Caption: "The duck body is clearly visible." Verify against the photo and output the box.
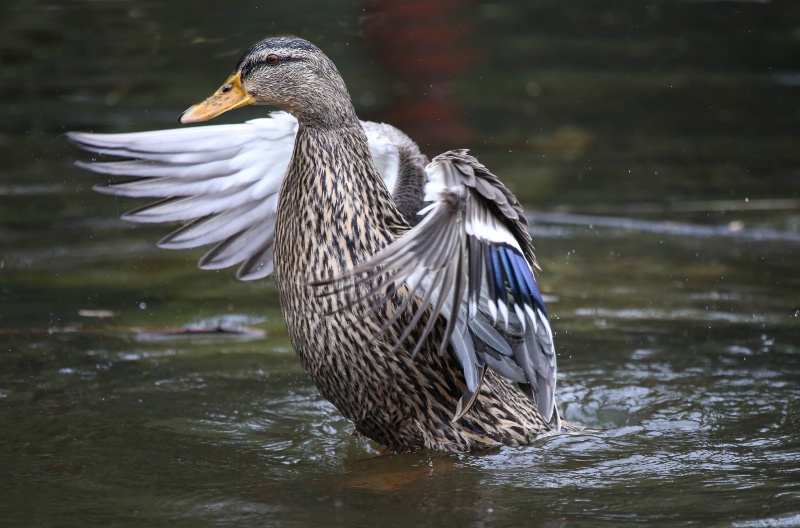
[70,36,567,452]
[275,123,548,451]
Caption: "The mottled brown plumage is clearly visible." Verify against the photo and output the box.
[70,36,569,452]
[244,37,557,451]
[273,123,549,451]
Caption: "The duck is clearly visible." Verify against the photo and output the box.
[69,36,568,453]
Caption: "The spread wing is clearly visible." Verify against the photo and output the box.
[68,111,426,279]
[315,150,559,426]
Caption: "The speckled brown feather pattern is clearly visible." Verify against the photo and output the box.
[70,35,565,453]
[273,122,551,452]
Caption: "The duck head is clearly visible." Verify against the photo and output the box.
[180,36,356,128]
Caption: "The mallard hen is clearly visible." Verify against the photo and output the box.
[69,36,566,452]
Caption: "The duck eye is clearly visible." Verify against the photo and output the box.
[266,53,279,65]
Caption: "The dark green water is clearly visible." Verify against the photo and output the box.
[2,1,799,526]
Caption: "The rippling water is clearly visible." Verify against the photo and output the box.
[2,1,799,526]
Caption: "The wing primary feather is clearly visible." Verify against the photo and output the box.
[316,266,405,316]
[467,236,483,318]
[468,318,513,357]
[412,264,453,358]
[381,272,428,351]
[451,371,484,422]
[438,241,467,357]
[237,244,274,280]
[483,248,499,324]
[483,350,526,382]
[488,247,508,308]
[497,247,526,331]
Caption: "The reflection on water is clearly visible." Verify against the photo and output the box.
[2,0,800,526]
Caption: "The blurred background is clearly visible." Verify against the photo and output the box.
[2,1,799,526]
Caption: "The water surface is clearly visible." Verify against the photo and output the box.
[2,1,799,526]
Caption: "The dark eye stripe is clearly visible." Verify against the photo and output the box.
[239,53,306,78]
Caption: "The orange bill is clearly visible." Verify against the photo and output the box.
[179,72,255,124]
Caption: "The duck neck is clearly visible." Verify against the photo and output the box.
[290,102,360,131]
[288,72,360,130]
[274,122,405,284]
